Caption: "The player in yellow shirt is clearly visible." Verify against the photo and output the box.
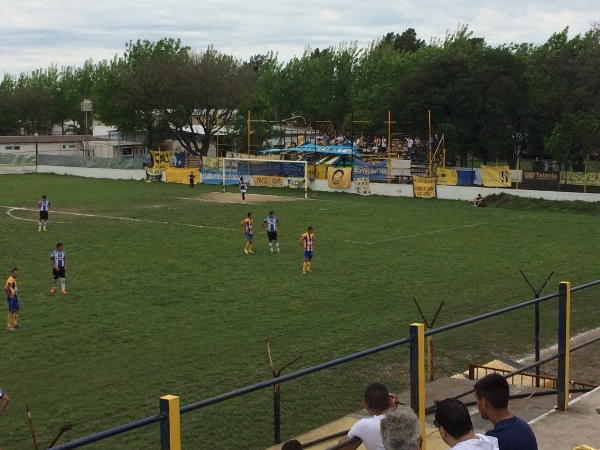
[241,212,254,254]
[4,268,20,332]
[298,226,315,273]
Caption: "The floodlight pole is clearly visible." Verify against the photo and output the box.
[519,269,554,387]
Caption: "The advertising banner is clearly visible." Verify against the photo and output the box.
[353,159,387,181]
[327,167,352,189]
[481,165,511,187]
[252,175,286,187]
[413,175,437,198]
[435,168,458,185]
[165,167,199,185]
[522,171,560,189]
[150,150,173,169]
[560,171,600,186]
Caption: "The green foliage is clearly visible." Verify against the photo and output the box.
[2,24,600,167]
[1,174,599,449]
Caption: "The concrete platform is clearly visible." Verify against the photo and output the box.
[267,378,597,450]
[530,386,600,449]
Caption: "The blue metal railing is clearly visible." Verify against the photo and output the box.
[50,280,600,449]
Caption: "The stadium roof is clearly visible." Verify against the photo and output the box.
[260,142,360,156]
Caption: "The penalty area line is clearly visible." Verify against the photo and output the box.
[1,206,235,232]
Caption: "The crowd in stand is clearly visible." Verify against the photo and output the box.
[293,131,441,160]
[280,374,538,450]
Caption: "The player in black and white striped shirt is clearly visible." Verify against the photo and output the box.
[262,211,280,253]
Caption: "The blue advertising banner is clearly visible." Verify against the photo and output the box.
[353,159,387,181]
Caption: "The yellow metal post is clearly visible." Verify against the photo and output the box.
[160,395,181,450]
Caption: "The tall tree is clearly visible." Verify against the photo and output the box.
[160,46,256,156]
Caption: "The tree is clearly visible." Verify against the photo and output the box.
[379,29,426,53]
[160,46,256,156]
[93,38,191,149]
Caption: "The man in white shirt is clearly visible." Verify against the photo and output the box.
[338,382,399,450]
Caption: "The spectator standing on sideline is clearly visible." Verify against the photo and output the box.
[338,382,400,450]
[50,242,67,294]
[0,388,10,416]
[379,406,422,450]
[188,171,195,188]
[5,268,20,331]
[241,212,254,254]
[474,374,538,450]
[239,176,248,204]
[298,226,315,274]
[434,398,499,449]
[38,194,50,231]
[473,194,485,207]
[262,211,281,253]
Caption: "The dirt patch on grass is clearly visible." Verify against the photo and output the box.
[198,192,301,203]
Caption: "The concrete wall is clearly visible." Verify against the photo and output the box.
[310,179,600,203]
[37,165,146,181]
[5,165,600,202]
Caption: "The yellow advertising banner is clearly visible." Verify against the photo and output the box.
[560,171,600,186]
[150,150,173,169]
[413,175,437,198]
[252,175,285,187]
[327,167,352,189]
[481,165,511,187]
[202,156,221,170]
[165,167,200,185]
[435,168,458,185]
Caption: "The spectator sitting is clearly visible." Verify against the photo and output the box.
[474,374,538,450]
[473,194,485,207]
[281,439,303,450]
[379,406,422,450]
[338,382,399,450]
[434,398,499,449]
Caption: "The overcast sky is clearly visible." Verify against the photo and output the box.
[0,0,597,76]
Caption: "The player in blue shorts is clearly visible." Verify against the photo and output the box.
[241,212,254,254]
[298,226,315,273]
[5,267,20,331]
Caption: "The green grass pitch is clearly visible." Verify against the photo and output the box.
[0,174,598,449]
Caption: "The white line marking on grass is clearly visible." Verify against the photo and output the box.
[5,207,66,223]
[347,216,523,245]
[1,206,235,231]
[516,326,600,365]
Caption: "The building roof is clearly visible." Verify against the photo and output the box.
[0,135,110,144]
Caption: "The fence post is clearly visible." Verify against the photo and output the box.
[410,323,426,450]
[557,282,571,411]
[160,395,181,450]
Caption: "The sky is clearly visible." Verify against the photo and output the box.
[0,0,597,76]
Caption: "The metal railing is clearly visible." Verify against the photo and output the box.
[50,279,600,450]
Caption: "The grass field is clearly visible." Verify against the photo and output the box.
[1,174,599,449]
